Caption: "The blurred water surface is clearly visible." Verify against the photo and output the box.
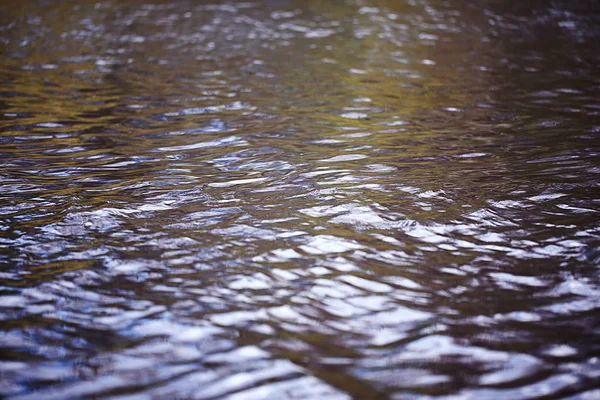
[1,0,599,398]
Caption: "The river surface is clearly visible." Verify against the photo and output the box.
[1,0,599,399]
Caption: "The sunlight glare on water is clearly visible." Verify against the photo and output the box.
[1,0,599,398]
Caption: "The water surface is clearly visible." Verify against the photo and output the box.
[1,0,599,398]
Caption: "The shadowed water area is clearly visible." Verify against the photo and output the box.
[1,0,599,398]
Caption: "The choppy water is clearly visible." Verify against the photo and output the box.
[1,0,599,398]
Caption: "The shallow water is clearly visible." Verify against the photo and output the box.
[1,0,599,398]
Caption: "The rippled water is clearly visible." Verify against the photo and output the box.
[1,0,599,398]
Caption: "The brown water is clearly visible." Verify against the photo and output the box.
[1,0,599,398]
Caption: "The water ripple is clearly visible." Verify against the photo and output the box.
[1,0,599,398]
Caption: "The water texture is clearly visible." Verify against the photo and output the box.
[1,0,599,398]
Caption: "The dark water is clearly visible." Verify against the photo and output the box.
[1,0,599,398]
